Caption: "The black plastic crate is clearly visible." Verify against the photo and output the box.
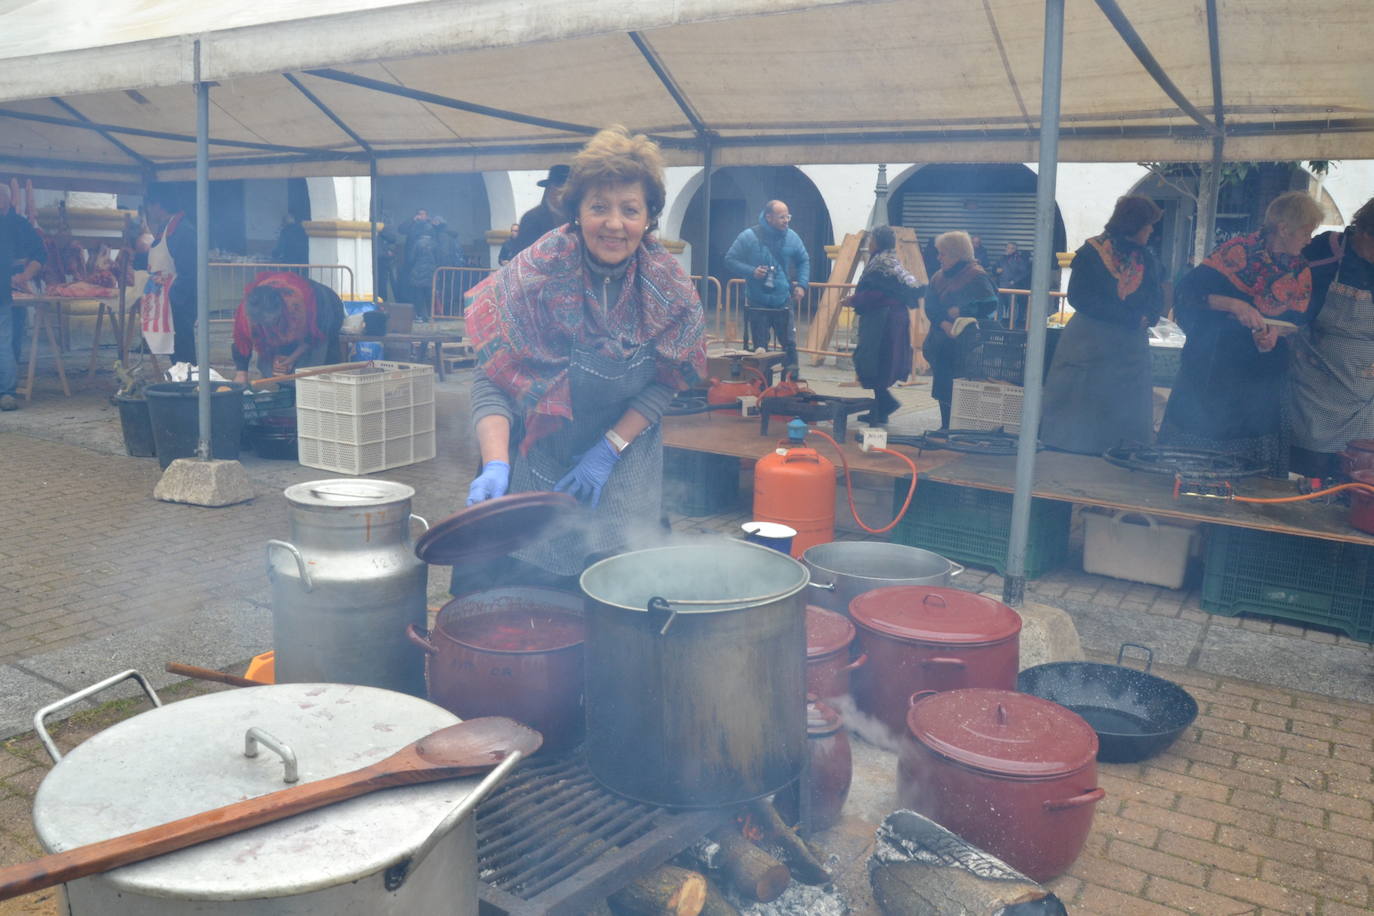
[663,447,741,517]
[1200,526,1374,642]
[890,480,1071,578]
[974,327,1062,386]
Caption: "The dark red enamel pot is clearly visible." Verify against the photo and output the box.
[805,605,867,700]
[849,586,1020,739]
[899,688,1104,883]
[1351,470,1374,535]
[406,586,584,753]
[776,697,853,832]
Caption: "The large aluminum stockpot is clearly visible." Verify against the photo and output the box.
[802,541,962,614]
[580,541,809,808]
[32,681,486,915]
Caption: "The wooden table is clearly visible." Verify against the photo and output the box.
[706,350,787,387]
[341,320,466,381]
[924,450,1374,547]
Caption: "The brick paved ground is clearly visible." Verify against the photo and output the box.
[0,349,1370,913]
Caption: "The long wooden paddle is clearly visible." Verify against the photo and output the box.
[0,716,541,901]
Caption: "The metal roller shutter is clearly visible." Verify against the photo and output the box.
[899,192,1039,263]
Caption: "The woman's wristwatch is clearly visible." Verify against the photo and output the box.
[604,429,630,455]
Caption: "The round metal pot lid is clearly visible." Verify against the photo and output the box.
[806,605,855,658]
[32,684,475,899]
[416,491,578,566]
[284,477,415,509]
[906,688,1098,778]
[849,585,1021,645]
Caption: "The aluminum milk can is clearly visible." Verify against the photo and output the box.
[268,479,429,696]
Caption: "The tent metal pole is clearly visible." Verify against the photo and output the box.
[195,44,212,460]
[700,139,714,312]
[1002,0,1065,608]
[1194,136,1224,263]
[370,156,380,303]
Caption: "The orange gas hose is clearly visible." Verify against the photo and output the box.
[1230,481,1374,504]
[807,427,919,535]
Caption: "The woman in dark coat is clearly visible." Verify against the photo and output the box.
[849,226,924,425]
[1159,191,1324,475]
[1040,195,1165,453]
[922,230,998,429]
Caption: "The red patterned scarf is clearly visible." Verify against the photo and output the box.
[467,226,707,452]
[1201,230,1312,317]
[232,272,320,358]
[1085,234,1145,299]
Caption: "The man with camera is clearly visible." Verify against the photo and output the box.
[726,200,810,378]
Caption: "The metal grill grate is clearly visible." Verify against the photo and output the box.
[476,752,728,915]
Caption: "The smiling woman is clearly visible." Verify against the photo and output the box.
[456,125,707,592]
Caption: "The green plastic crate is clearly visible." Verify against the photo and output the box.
[663,448,742,517]
[1199,526,1374,642]
[890,480,1071,578]
[1150,345,1182,388]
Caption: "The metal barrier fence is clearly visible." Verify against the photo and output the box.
[713,278,861,359]
[207,263,356,320]
[431,266,498,318]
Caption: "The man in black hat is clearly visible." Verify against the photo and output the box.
[506,165,569,260]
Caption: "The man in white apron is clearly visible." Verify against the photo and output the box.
[139,186,197,364]
[1289,198,1374,478]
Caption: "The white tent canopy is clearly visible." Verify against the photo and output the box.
[2,0,1371,189]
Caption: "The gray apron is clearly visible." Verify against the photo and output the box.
[1288,279,1374,452]
[1040,312,1153,454]
[511,343,663,576]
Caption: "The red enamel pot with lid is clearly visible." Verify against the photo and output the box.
[899,688,1105,883]
[805,605,868,699]
[849,586,1021,739]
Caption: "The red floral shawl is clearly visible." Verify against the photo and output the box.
[1201,230,1312,317]
[232,271,321,358]
[467,226,707,452]
[1085,234,1145,299]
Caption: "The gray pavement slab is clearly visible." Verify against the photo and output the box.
[1054,596,1206,668]
[1197,623,1374,705]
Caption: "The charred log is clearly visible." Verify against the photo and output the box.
[709,828,790,903]
[748,799,832,885]
[608,864,707,916]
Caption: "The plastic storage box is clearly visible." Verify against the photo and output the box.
[951,379,1025,433]
[296,361,436,474]
[1082,508,1198,589]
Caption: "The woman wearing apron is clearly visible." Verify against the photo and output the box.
[1288,197,1374,479]
[1040,195,1165,453]
[139,185,197,363]
[458,126,708,591]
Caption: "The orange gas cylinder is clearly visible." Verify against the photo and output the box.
[754,419,836,557]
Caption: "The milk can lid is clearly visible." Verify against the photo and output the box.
[906,688,1098,777]
[284,477,415,508]
[32,684,475,899]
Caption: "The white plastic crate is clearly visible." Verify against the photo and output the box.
[1082,508,1199,589]
[951,379,1024,433]
[295,361,436,473]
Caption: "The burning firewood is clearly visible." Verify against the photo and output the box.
[709,827,790,903]
[747,799,832,886]
[699,877,741,916]
[608,864,707,916]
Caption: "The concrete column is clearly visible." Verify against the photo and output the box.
[304,176,374,299]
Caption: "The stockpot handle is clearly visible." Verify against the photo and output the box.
[921,656,967,669]
[809,578,836,592]
[1044,787,1106,811]
[406,513,429,546]
[406,623,439,656]
[33,670,162,764]
[909,689,938,708]
[1117,643,1154,674]
[384,749,525,891]
[266,539,313,592]
[948,561,965,578]
[842,652,869,673]
[244,727,299,784]
[646,593,762,637]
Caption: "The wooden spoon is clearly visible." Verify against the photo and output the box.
[0,716,541,901]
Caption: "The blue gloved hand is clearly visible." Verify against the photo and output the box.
[554,437,621,507]
[466,460,511,506]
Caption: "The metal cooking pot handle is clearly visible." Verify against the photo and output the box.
[33,669,163,764]
[1117,642,1154,674]
[244,727,299,784]
[648,596,679,636]
[842,652,869,672]
[266,539,313,592]
[1043,787,1106,811]
[921,656,967,669]
[384,748,525,891]
[406,623,439,656]
[809,579,836,592]
[948,562,965,578]
[909,689,938,708]
[921,593,948,608]
[406,513,430,546]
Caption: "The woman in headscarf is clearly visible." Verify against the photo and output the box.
[461,125,707,589]
[921,230,999,429]
[1286,196,1374,480]
[849,226,924,425]
[1160,191,1324,475]
[230,272,344,383]
[1040,195,1165,453]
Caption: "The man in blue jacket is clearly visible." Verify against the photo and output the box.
[725,200,810,377]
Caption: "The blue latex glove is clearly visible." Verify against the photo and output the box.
[554,437,621,507]
[466,460,511,506]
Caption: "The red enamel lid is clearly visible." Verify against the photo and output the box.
[806,696,844,736]
[906,688,1098,777]
[805,605,856,658]
[849,586,1021,646]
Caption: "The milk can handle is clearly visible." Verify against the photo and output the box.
[266,539,313,592]
[406,513,429,546]
[33,670,162,763]
[244,727,299,783]
[384,749,525,891]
